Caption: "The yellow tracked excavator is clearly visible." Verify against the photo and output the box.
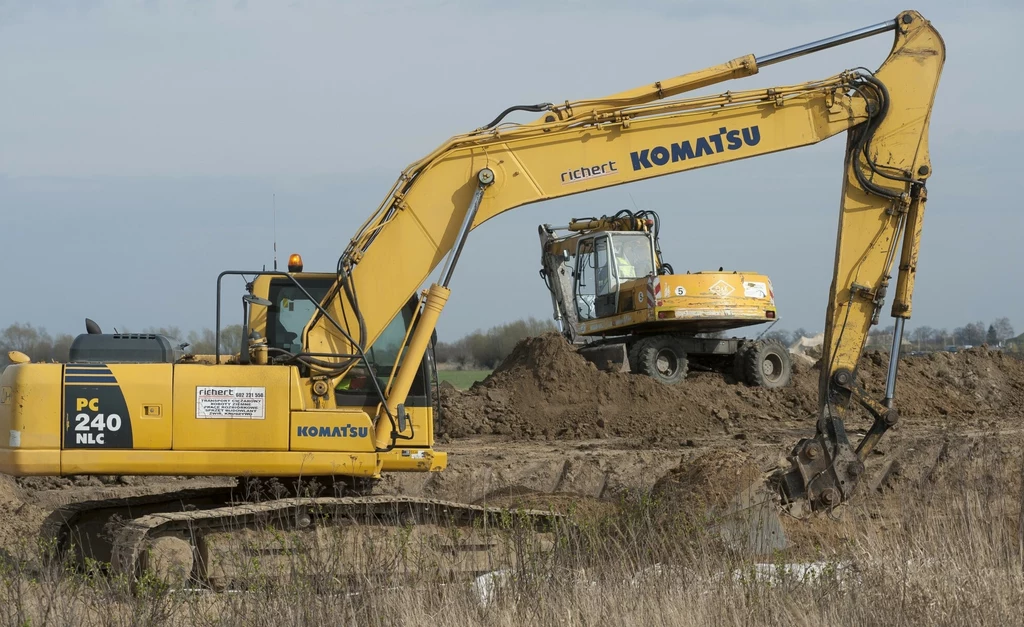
[538,210,793,387]
[0,10,944,586]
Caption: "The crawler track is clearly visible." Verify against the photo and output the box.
[40,486,236,565]
[41,488,567,589]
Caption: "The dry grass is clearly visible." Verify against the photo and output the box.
[2,435,1023,627]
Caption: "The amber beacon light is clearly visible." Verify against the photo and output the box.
[287,253,303,272]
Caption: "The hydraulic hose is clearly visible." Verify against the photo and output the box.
[481,103,553,130]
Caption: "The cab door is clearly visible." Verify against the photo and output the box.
[574,235,617,320]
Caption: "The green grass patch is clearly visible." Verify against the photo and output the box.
[437,369,492,389]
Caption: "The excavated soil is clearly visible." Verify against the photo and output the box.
[438,333,1024,444]
[0,475,23,547]
[651,449,764,515]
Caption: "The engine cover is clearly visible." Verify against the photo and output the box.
[68,334,182,364]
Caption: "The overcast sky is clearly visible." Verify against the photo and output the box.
[1,0,1021,343]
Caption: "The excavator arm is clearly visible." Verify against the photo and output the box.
[774,13,945,509]
[294,11,943,507]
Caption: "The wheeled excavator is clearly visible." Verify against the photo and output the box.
[0,10,944,586]
[538,210,793,387]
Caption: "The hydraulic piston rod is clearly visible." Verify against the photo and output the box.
[374,168,494,449]
[756,19,898,67]
[883,317,906,407]
[439,168,495,288]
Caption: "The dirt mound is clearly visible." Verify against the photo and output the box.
[648,450,787,553]
[437,334,1024,444]
[855,348,1024,422]
[438,333,718,443]
[0,474,21,505]
[651,450,764,514]
[0,474,41,554]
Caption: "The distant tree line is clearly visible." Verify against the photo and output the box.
[0,323,75,366]
[0,316,550,372]
[2,315,1017,372]
[861,317,1016,351]
[760,316,1018,351]
[0,322,243,368]
[434,317,556,369]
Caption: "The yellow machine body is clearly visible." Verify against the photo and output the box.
[576,271,777,336]
[0,359,443,476]
[539,215,778,338]
[536,214,783,384]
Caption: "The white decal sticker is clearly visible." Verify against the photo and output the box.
[744,281,768,298]
[637,291,645,303]
[9,430,20,448]
[674,286,686,296]
[196,386,266,419]
[560,160,619,185]
[708,280,735,297]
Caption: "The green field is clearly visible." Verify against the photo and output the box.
[437,369,492,389]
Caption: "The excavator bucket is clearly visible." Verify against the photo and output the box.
[715,479,789,554]
[577,343,630,373]
[655,452,789,555]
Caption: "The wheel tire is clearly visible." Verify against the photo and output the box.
[743,339,792,389]
[732,342,752,384]
[634,335,689,385]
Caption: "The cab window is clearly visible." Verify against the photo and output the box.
[263,278,433,408]
[610,233,654,280]
[574,235,615,320]
[335,304,432,408]
[265,279,333,353]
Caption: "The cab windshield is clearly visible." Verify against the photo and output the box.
[265,278,333,353]
[264,278,432,407]
[610,233,655,280]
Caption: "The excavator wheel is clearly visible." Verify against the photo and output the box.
[732,342,753,384]
[633,335,689,385]
[743,339,792,389]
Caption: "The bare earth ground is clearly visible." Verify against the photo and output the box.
[1,335,1023,559]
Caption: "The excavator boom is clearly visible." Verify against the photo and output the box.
[299,10,943,509]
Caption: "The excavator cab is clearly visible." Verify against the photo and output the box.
[255,275,411,401]
[245,271,436,413]
[574,231,658,320]
[263,276,333,354]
